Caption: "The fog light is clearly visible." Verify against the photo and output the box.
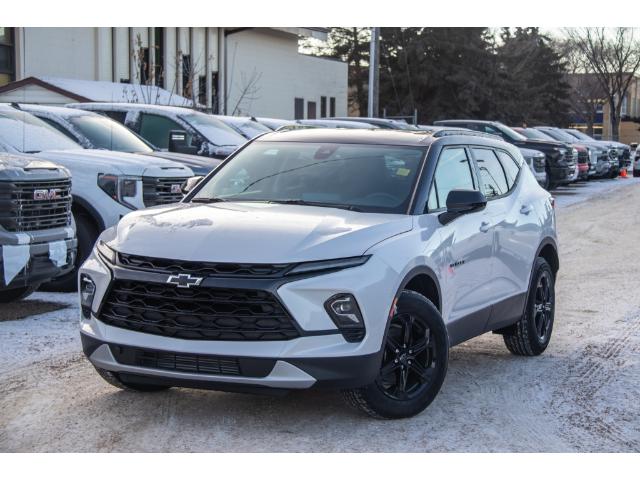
[324,293,365,342]
[80,274,96,319]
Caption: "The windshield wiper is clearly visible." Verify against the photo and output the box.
[190,197,228,204]
[268,199,363,212]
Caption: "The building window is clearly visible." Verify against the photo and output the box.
[154,27,165,88]
[211,72,219,114]
[182,54,192,99]
[0,27,15,87]
[320,96,327,118]
[329,97,336,117]
[139,47,150,84]
[198,75,207,106]
[294,98,304,120]
[307,101,317,120]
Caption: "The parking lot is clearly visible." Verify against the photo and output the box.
[0,177,637,452]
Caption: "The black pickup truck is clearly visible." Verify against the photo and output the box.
[434,119,577,189]
[0,153,77,302]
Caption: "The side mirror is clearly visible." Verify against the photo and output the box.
[630,142,638,149]
[439,189,487,225]
[181,176,204,195]
[168,129,189,153]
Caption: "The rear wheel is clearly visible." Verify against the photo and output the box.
[94,368,171,392]
[633,170,640,178]
[0,285,38,303]
[43,213,97,292]
[503,257,555,356]
[342,290,448,419]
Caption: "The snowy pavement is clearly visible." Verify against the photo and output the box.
[1,178,639,452]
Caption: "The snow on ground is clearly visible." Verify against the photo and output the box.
[0,292,77,375]
[552,176,640,208]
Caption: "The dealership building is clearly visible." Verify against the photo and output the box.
[0,27,348,119]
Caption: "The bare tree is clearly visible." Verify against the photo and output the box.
[560,40,605,136]
[230,69,262,116]
[566,28,640,140]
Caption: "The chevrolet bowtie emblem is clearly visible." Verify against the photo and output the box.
[166,273,203,288]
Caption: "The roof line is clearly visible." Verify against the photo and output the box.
[0,76,92,102]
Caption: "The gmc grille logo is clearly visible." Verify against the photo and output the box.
[33,188,62,201]
[170,184,182,194]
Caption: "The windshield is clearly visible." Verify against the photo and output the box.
[180,113,247,146]
[518,128,554,141]
[496,124,527,141]
[192,142,426,214]
[0,109,82,153]
[223,117,272,139]
[68,114,153,153]
[566,129,594,141]
[539,128,575,143]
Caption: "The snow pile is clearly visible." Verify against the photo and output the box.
[39,77,194,107]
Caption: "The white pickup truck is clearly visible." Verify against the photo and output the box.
[0,104,193,290]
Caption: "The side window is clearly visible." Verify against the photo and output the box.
[139,113,185,149]
[495,150,521,189]
[38,117,77,141]
[473,148,508,198]
[428,147,476,211]
[102,110,127,125]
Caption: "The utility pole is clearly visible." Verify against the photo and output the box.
[368,27,380,118]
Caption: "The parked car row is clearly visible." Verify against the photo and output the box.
[1,104,635,302]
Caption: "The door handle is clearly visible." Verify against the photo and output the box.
[479,221,491,233]
[520,205,532,215]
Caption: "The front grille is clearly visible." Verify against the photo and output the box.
[0,179,72,232]
[118,252,292,278]
[577,150,588,164]
[142,176,189,207]
[99,280,300,341]
[111,344,242,375]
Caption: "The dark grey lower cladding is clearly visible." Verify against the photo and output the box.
[447,292,527,346]
[81,332,383,392]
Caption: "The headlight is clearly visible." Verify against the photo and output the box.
[286,256,371,276]
[324,293,365,342]
[97,173,141,209]
[96,240,117,265]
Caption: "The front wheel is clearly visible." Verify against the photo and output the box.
[342,290,449,419]
[503,257,555,356]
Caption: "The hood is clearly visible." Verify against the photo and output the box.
[0,152,70,180]
[109,202,413,263]
[515,138,570,151]
[145,151,221,175]
[33,149,193,177]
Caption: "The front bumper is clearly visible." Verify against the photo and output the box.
[81,333,382,392]
[0,229,76,289]
[79,250,396,391]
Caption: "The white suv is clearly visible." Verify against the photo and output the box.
[79,129,559,419]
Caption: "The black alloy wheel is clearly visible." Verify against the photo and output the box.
[377,312,438,401]
[533,270,554,344]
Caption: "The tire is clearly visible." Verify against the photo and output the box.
[94,367,171,392]
[503,257,555,356]
[342,290,449,419]
[540,174,550,191]
[633,170,640,178]
[43,213,97,292]
[0,285,38,303]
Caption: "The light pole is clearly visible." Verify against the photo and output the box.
[368,27,380,118]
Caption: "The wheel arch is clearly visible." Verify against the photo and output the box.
[396,266,442,313]
[536,237,559,279]
[71,196,105,233]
